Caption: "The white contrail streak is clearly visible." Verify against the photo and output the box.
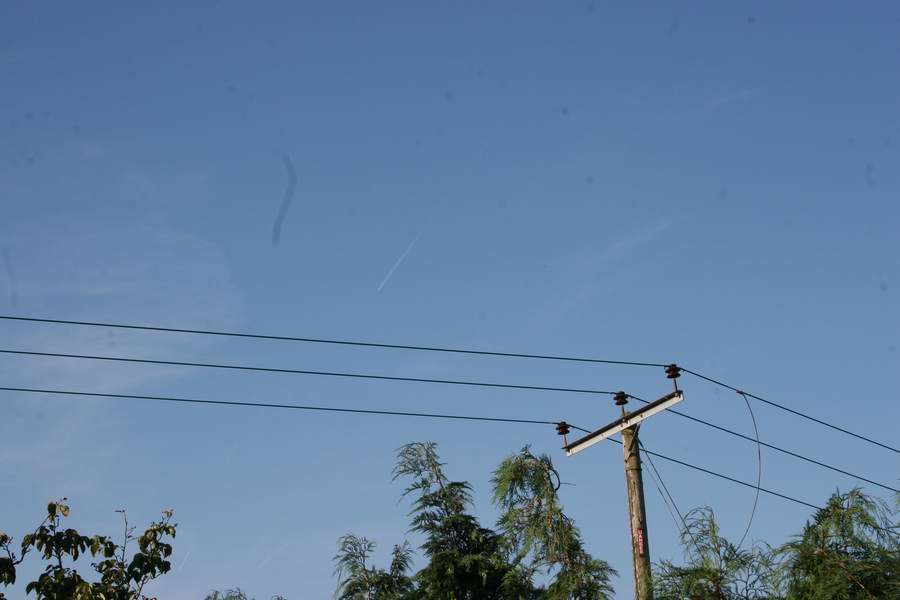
[178,550,191,572]
[377,233,420,292]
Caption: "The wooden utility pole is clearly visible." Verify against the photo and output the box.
[621,423,653,600]
[561,365,685,600]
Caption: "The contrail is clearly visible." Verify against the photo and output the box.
[178,550,191,572]
[377,233,420,292]
[271,153,297,246]
[257,542,289,569]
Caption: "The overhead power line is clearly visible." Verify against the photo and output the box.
[1,314,894,457]
[0,315,665,368]
[682,368,900,455]
[0,385,822,511]
[0,348,617,397]
[0,385,559,427]
[1,345,894,494]
[628,394,898,494]
[613,436,821,511]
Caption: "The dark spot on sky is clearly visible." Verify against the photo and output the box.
[717,188,729,201]
[2,248,19,307]
[847,137,856,145]
[25,112,34,120]
[668,15,680,33]
[864,163,875,187]
[444,90,454,101]
[889,344,896,353]
[227,84,237,94]
[559,107,570,116]
[747,16,756,24]
[880,282,888,292]
[26,155,36,166]
[586,175,596,185]
[71,124,81,134]
[271,153,297,246]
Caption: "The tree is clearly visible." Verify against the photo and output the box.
[333,442,616,599]
[780,489,900,600]
[204,590,288,600]
[653,489,900,600]
[0,500,176,600]
[653,507,782,600]
[333,535,413,600]
[493,447,616,599]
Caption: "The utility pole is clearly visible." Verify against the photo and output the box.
[559,364,684,600]
[621,419,652,599]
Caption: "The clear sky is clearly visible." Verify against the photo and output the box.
[1,1,898,598]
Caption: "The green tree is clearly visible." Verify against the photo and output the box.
[333,442,616,600]
[493,447,616,599]
[203,589,288,600]
[653,507,782,600]
[0,500,176,600]
[780,489,900,600]
[653,489,900,600]
[333,535,413,599]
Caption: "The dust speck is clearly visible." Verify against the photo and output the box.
[865,164,875,187]
[880,282,888,292]
[668,15,680,33]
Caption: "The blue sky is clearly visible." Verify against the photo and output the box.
[1,1,898,598]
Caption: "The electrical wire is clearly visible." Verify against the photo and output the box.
[643,454,684,536]
[641,441,689,531]
[736,392,761,549]
[682,367,900,455]
[2,314,896,456]
[0,386,560,427]
[630,440,821,510]
[627,394,898,494]
[0,348,617,397]
[4,345,893,493]
[0,315,666,368]
[639,440,703,553]
[1,385,824,511]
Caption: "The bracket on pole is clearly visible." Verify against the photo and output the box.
[563,390,684,456]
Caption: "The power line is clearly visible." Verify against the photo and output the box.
[736,392,761,549]
[0,348,617,397]
[2,314,894,457]
[3,345,893,494]
[628,394,898,494]
[0,315,666,368]
[682,368,900,455]
[639,440,704,553]
[0,385,823,511]
[640,440,689,533]
[0,386,560,427]
[621,438,822,511]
